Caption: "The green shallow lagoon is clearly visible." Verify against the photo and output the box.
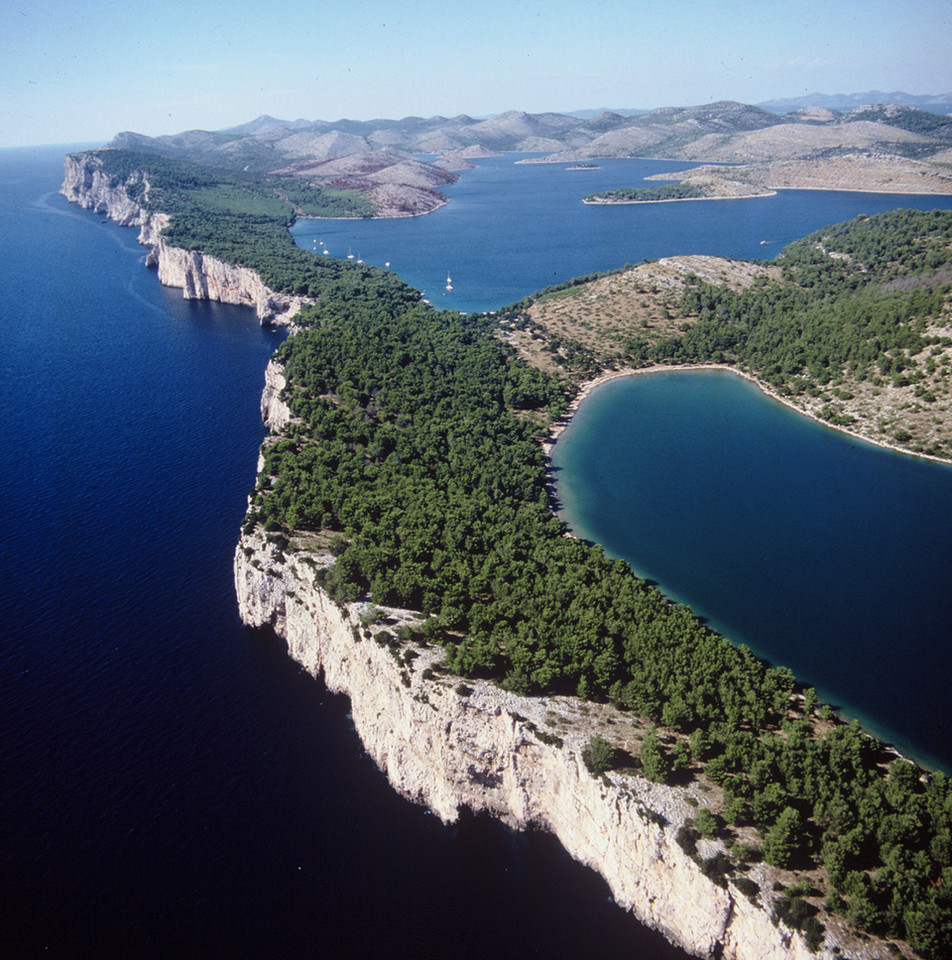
[551,369,952,771]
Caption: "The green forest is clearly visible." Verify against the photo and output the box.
[672,211,951,381]
[84,148,952,958]
[498,208,952,458]
[247,259,952,959]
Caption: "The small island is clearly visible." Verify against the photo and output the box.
[584,178,774,204]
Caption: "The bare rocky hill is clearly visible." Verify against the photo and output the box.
[107,99,952,216]
[647,154,952,195]
[110,99,952,167]
[270,149,460,217]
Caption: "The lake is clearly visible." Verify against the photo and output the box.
[549,369,952,771]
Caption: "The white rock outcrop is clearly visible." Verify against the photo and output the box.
[231,363,847,960]
[61,152,309,326]
[143,239,309,326]
[63,146,885,960]
[61,152,147,227]
[233,526,833,960]
[260,358,292,432]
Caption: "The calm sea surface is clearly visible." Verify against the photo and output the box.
[550,370,952,771]
[4,145,952,959]
[291,154,952,313]
[0,147,690,959]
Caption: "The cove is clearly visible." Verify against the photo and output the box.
[551,368,952,772]
[290,154,952,314]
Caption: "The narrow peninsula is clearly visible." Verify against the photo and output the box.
[62,113,952,960]
[584,179,775,204]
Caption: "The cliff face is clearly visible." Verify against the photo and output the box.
[260,358,292,432]
[60,152,309,326]
[231,364,837,960]
[233,528,829,960]
[143,239,309,326]
[61,152,147,227]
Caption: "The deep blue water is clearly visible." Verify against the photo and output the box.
[550,371,952,771]
[0,147,690,959]
[6,144,952,960]
[291,154,952,313]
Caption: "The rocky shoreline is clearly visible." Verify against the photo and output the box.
[231,358,908,960]
[62,155,924,960]
[61,153,309,326]
[235,511,812,960]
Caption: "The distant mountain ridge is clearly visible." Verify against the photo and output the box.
[218,93,951,134]
[108,96,952,171]
[102,96,952,214]
[756,90,952,115]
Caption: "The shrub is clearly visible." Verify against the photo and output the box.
[582,733,614,776]
[695,806,718,838]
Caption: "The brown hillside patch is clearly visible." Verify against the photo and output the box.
[501,257,780,374]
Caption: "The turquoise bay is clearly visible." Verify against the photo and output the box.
[551,370,952,770]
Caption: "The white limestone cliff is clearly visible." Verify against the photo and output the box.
[61,151,147,227]
[62,146,894,960]
[233,526,840,960]
[60,152,309,326]
[143,239,309,326]
[231,362,862,960]
[260,358,293,432]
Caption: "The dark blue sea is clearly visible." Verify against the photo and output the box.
[4,145,952,960]
[0,147,691,960]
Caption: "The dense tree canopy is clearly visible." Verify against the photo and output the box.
[584,183,707,202]
[246,267,951,955]
[86,147,952,957]
[671,211,952,393]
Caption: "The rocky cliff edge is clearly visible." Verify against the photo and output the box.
[60,152,309,326]
[231,360,856,960]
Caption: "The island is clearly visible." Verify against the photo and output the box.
[62,109,952,960]
[583,179,774,204]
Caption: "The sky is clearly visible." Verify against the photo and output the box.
[2,0,951,147]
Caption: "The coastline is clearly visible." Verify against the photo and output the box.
[582,191,775,205]
[234,524,836,960]
[543,361,949,772]
[293,195,450,221]
[63,147,949,960]
[543,362,952,467]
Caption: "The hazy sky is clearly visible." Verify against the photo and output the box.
[2,0,950,147]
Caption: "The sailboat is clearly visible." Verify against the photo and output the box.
[445,271,453,291]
